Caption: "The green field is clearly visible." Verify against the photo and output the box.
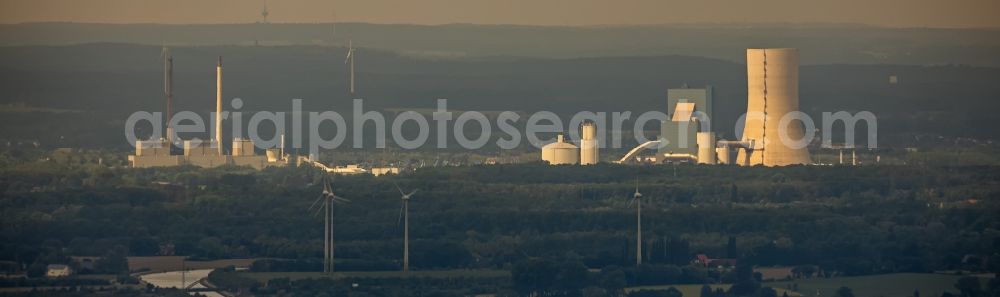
[624,273,994,297]
[767,273,986,297]
[627,284,800,297]
[241,269,510,281]
[243,271,989,297]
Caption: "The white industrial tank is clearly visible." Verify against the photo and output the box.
[542,134,579,165]
[716,147,731,165]
[697,132,716,164]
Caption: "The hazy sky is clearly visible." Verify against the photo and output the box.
[1,0,998,28]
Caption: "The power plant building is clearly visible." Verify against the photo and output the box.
[659,86,713,159]
[184,140,229,168]
[129,139,181,167]
[628,49,815,166]
[129,56,288,170]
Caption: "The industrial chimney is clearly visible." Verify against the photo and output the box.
[737,48,811,166]
[580,122,598,165]
[216,56,223,155]
[163,47,174,145]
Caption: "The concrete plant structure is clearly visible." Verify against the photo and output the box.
[737,48,811,166]
[580,122,598,165]
[541,134,579,165]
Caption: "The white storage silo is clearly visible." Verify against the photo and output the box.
[580,122,598,165]
[542,134,579,165]
[697,132,716,164]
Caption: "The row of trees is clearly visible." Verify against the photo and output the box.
[2,150,999,284]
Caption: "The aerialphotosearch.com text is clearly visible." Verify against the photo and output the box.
[125,98,878,157]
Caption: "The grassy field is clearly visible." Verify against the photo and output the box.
[241,269,510,281]
[243,270,987,297]
[627,284,800,297]
[626,273,993,297]
[767,273,983,297]
[127,256,256,273]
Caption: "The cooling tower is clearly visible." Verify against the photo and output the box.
[580,122,598,165]
[737,48,811,166]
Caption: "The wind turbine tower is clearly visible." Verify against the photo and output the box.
[393,181,418,272]
[631,178,643,266]
[309,175,350,274]
[345,40,356,95]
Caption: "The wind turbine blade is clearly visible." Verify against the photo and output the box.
[627,198,636,208]
[332,195,351,203]
[406,189,418,197]
[397,202,404,226]
[392,181,405,196]
[308,194,324,210]
[312,200,327,217]
[345,40,354,63]
[323,178,333,193]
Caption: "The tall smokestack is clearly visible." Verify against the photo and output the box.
[160,45,175,145]
[164,50,174,144]
[216,56,223,155]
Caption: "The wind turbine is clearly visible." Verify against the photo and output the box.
[344,40,355,95]
[628,177,643,266]
[308,174,350,274]
[392,180,418,272]
[260,0,269,23]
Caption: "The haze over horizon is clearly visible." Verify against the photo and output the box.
[1,0,999,28]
